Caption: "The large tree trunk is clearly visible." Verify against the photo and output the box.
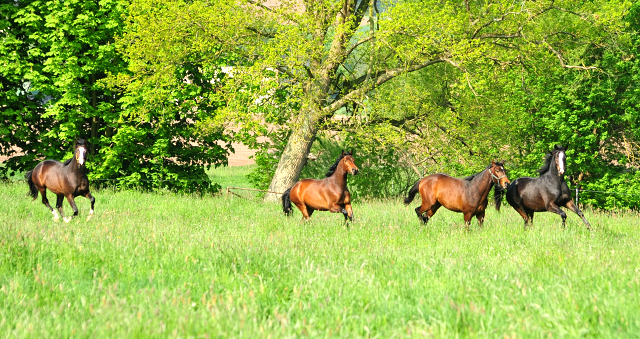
[264,106,320,202]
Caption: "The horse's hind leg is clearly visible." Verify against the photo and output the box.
[511,205,530,228]
[564,200,592,231]
[84,192,96,220]
[64,195,79,223]
[40,189,59,221]
[416,202,440,224]
[295,203,312,221]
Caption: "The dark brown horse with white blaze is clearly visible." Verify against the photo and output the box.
[506,145,591,230]
[404,161,510,229]
[25,139,95,222]
[282,151,359,222]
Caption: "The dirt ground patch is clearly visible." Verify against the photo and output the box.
[228,142,258,166]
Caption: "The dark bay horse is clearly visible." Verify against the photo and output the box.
[25,139,95,222]
[404,161,510,229]
[506,145,591,230]
[282,150,359,222]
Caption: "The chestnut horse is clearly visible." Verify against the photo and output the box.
[282,150,359,221]
[506,145,591,230]
[25,139,95,222]
[404,161,510,229]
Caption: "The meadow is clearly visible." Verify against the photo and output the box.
[1,165,639,338]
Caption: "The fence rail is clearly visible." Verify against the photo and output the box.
[225,187,284,200]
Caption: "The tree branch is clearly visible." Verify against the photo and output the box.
[544,41,597,70]
[322,58,447,115]
[344,36,375,60]
[246,26,276,38]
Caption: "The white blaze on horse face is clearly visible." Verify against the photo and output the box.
[78,147,86,166]
[557,152,565,175]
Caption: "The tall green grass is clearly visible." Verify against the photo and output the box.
[1,167,639,337]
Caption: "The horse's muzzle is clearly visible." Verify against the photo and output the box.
[351,169,359,175]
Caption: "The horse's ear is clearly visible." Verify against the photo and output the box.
[350,149,354,156]
[341,150,345,156]
[554,144,563,150]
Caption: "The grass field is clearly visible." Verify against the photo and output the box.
[1,166,639,338]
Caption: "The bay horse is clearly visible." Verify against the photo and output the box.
[25,139,95,222]
[281,150,359,222]
[506,145,591,230]
[404,161,510,229]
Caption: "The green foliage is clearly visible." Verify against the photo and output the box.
[500,1,640,209]
[99,0,234,193]
[0,0,230,193]
[246,130,289,191]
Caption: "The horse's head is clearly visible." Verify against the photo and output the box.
[341,150,359,175]
[554,144,566,176]
[490,161,510,189]
[75,139,88,167]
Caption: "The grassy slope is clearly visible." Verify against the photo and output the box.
[1,166,639,338]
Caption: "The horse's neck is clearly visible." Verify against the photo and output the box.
[65,159,85,177]
[468,169,493,202]
[541,162,563,184]
[329,163,348,187]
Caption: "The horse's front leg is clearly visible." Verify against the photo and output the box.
[475,210,485,228]
[64,195,79,223]
[463,213,473,231]
[546,202,567,228]
[564,200,592,231]
[344,204,354,222]
[84,192,96,220]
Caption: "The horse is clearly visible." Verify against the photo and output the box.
[404,161,510,229]
[25,139,95,222]
[506,144,591,230]
[281,150,359,222]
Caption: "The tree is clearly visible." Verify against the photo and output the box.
[208,0,629,201]
[1,0,229,192]
[1,0,127,175]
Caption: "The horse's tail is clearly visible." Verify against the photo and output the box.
[25,170,38,200]
[282,187,293,216]
[493,184,505,211]
[404,179,422,205]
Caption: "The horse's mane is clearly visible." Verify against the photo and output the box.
[325,151,352,177]
[62,158,73,166]
[463,163,499,181]
[538,145,565,175]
